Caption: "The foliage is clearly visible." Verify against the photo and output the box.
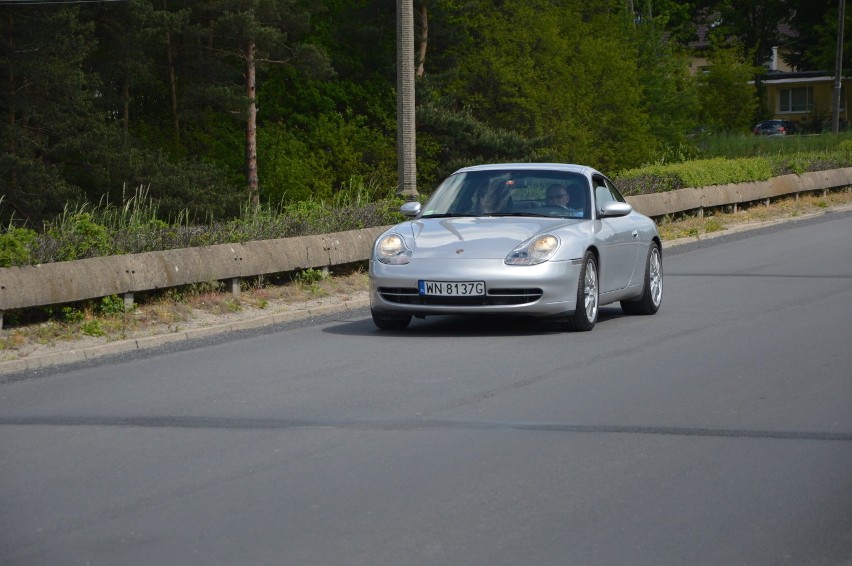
[46,210,113,261]
[0,0,844,232]
[695,130,852,158]
[295,267,326,285]
[697,47,760,133]
[615,151,852,195]
[784,0,851,75]
[615,172,686,196]
[0,2,243,227]
[81,320,106,337]
[0,5,99,225]
[294,267,327,294]
[415,99,549,189]
[51,306,84,324]
[258,111,396,205]
[0,226,37,267]
[435,0,655,171]
[98,295,128,316]
[1,181,406,266]
[631,15,700,154]
[695,0,796,68]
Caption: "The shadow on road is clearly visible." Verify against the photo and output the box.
[322,306,626,337]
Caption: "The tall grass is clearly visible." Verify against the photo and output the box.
[615,131,852,196]
[693,130,852,159]
[2,177,407,266]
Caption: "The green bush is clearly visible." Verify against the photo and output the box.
[45,306,84,324]
[616,151,852,195]
[81,320,106,337]
[47,211,112,261]
[295,267,325,286]
[97,295,127,316]
[0,226,37,267]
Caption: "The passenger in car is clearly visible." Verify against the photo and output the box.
[470,178,513,213]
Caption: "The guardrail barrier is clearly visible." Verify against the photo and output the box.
[1,169,850,328]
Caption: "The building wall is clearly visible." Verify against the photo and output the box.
[764,79,848,131]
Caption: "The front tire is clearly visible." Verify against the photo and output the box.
[621,241,662,315]
[371,308,412,330]
[566,251,598,331]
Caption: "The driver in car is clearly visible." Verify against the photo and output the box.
[545,184,570,208]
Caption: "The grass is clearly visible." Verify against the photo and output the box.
[655,188,852,240]
[2,183,409,267]
[0,264,370,361]
[693,130,852,158]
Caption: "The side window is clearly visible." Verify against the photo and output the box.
[604,178,626,203]
[593,176,614,210]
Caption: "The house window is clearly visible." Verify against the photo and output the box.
[778,86,814,113]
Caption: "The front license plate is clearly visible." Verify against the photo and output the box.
[419,280,485,296]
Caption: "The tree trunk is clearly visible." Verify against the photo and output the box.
[416,2,428,77]
[166,30,180,144]
[6,13,14,135]
[122,77,130,134]
[6,13,16,188]
[245,40,259,208]
[162,0,179,144]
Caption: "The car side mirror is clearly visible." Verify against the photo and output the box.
[400,201,422,218]
[599,201,633,218]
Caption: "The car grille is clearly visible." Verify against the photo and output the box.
[378,287,543,306]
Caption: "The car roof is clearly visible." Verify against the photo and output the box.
[453,163,598,176]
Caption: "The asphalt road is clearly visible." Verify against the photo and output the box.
[2,211,851,566]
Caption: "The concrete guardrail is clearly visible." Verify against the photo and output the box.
[1,168,851,327]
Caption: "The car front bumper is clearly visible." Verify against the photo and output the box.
[369,257,582,318]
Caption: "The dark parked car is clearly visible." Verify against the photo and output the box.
[753,120,799,136]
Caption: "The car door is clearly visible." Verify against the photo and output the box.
[593,176,641,293]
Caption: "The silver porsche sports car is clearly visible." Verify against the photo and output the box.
[369,163,662,331]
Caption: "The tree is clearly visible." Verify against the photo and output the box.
[193,0,331,207]
[629,3,700,156]
[695,0,795,69]
[0,5,97,225]
[697,47,759,132]
[786,0,852,75]
[436,0,654,171]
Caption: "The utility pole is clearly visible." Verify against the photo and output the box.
[396,0,418,198]
[832,0,846,133]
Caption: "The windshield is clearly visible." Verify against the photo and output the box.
[422,169,591,219]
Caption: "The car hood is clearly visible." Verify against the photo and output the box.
[402,217,580,259]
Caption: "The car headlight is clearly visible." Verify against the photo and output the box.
[376,233,412,265]
[505,234,560,265]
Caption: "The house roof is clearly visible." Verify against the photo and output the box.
[756,70,843,85]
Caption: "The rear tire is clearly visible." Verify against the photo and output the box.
[621,241,662,315]
[566,251,598,331]
[371,308,412,330]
